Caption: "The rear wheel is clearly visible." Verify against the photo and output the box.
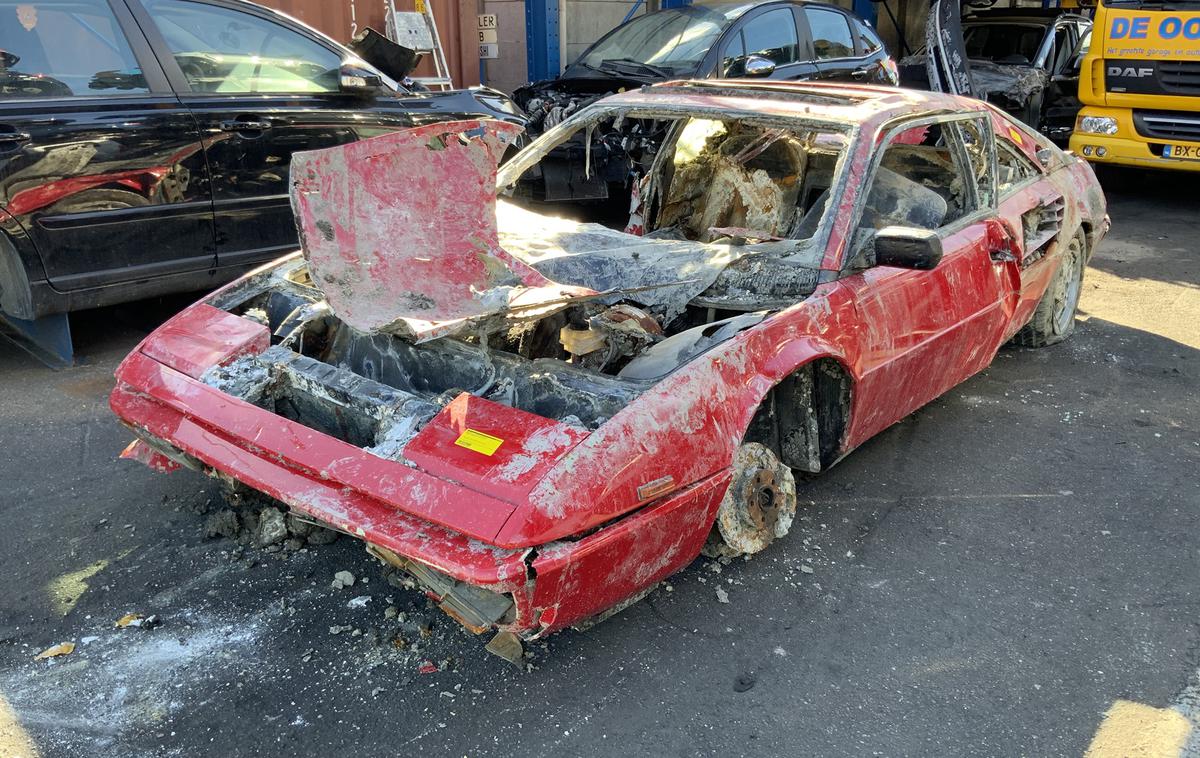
[706,443,797,557]
[1013,231,1086,348]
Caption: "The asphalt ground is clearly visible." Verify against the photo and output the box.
[0,167,1197,757]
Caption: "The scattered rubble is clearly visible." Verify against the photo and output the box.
[204,510,240,540]
[34,642,75,660]
[332,571,356,590]
[114,613,160,629]
[255,507,288,547]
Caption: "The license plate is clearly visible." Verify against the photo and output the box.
[1163,144,1200,160]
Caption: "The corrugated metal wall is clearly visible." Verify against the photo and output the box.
[254,0,481,87]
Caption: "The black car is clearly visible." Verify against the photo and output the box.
[0,0,524,365]
[513,0,897,203]
[900,8,1091,141]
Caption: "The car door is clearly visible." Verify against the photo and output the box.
[130,0,419,271]
[0,0,215,294]
[715,5,816,80]
[838,114,1019,442]
[991,117,1068,338]
[801,6,870,82]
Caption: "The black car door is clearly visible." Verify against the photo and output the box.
[129,0,421,270]
[715,5,817,80]
[0,0,215,293]
[802,6,872,82]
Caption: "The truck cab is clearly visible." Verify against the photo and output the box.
[1071,0,1200,171]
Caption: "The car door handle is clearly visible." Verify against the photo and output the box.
[0,131,31,145]
[219,119,272,133]
[851,66,873,79]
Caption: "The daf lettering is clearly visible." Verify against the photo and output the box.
[1108,66,1154,77]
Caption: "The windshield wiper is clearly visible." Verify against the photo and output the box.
[598,58,675,78]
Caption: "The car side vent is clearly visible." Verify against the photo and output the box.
[1020,195,1065,269]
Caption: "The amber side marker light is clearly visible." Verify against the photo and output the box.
[637,475,676,501]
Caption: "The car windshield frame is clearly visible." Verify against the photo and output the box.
[498,101,855,269]
[565,3,756,78]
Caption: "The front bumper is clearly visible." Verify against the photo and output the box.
[1071,107,1200,172]
[111,347,729,638]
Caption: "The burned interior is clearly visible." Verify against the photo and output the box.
[200,106,854,456]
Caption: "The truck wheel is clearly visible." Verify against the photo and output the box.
[1013,231,1086,348]
[706,443,797,557]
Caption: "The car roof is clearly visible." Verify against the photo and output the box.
[964,9,1089,23]
[676,0,867,16]
[600,79,981,129]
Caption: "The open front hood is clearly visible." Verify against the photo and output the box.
[290,119,594,342]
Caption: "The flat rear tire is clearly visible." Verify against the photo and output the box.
[1013,231,1086,348]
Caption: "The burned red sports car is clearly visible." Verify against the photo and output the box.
[111,81,1107,661]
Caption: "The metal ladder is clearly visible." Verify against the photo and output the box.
[385,0,454,90]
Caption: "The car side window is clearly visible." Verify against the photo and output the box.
[996,140,1039,194]
[741,9,801,67]
[855,22,883,55]
[1049,24,1074,74]
[142,0,342,93]
[952,117,995,209]
[721,30,747,76]
[805,8,855,60]
[854,121,981,240]
[0,0,149,98]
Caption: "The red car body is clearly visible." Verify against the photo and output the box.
[111,81,1108,655]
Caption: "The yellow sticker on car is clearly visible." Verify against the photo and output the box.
[1008,127,1024,145]
[454,428,504,456]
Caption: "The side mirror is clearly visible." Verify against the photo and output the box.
[1035,147,1053,167]
[338,61,383,95]
[743,55,777,77]
[873,226,943,270]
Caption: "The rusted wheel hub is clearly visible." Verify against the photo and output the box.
[712,443,798,556]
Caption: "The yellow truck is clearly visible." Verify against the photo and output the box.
[1071,0,1200,171]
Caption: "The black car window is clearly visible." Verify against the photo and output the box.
[721,31,746,75]
[740,9,800,66]
[0,0,148,98]
[142,0,342,93]
[856,21,883,55]
[806,8,855,60]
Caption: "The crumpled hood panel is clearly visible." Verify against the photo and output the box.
[290,119,593,342]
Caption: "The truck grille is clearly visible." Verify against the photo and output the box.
[1133,110,1200,142]
[1159,61,1200,95]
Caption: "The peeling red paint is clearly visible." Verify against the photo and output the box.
[290,119,594,341]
